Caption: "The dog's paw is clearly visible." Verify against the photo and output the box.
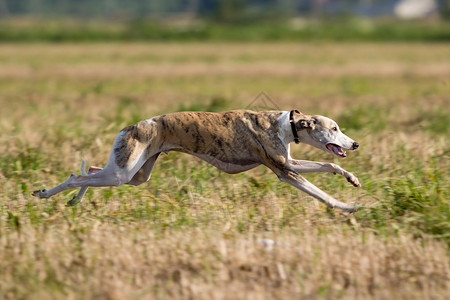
[345,173,361,187]
[32,189,49,198]
[66,196,80,207]
[345,204,362,213]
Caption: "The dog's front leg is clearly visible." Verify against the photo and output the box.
[289,159,360,187]
[278,170,359,212]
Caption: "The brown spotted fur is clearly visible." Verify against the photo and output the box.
[114,110,290,175]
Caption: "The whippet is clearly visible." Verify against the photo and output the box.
[32,110,361,211]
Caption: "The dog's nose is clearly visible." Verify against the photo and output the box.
[352,142,359,150]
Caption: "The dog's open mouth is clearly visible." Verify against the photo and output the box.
[326,143,347,157]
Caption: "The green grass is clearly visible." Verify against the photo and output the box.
[0,17,449,42]
[357,151,449,245]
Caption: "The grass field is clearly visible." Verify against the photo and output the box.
[0,42,449,299]
[0,18,449,42]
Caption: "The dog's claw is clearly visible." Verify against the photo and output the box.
[32,189,48,198]
[343,172,360,187]
[351,177,361,187]
[329,203,361,213]
[346,205,362,213]
[66,196,81,207]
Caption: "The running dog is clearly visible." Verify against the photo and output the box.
[32,110,361,211]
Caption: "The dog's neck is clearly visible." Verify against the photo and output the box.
[278,110,311,146]
[278,111,297,145]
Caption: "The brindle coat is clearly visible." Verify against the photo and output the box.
[32,110,361,212]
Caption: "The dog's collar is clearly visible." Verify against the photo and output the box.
[289,110,300,144]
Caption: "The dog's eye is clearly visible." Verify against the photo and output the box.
[332,127,338,131]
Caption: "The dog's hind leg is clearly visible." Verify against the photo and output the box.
[32,123,157,202]
[66,159,105,207]
[127,153,160,186]
[64,152,160,206]
[32,166,125,200]
[66,158,89,206]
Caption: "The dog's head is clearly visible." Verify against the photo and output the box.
[295,115,359,158]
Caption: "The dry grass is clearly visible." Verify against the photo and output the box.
[0,42,449,299]
[2,224,448,300]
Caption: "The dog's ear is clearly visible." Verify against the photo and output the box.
[296,119,315,130]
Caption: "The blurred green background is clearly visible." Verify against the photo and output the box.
[0,0,449,42]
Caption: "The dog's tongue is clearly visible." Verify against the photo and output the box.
[327,144,346,157]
